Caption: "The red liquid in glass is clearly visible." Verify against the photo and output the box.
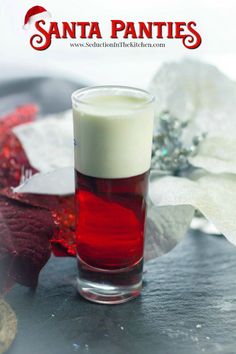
[75,170,149,270]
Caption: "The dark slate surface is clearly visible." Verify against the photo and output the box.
[6,231,236,354]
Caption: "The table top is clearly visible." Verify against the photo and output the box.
[6,230,236,354]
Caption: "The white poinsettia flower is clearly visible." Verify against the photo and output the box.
[13,60,236,259]
[148,59,236,253]
[149,59,236,139]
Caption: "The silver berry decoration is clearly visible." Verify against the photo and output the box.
[152,111,207,173]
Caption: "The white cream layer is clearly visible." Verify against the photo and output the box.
[73,94,154,178]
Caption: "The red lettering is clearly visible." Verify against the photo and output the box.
[76,22,90,38]
[48,22,61,38]
[62,22,76,38]
[30,20,51,51]
[153,22,166,38]
[110,20,125,38]
[29,19,202,51]
[124,22,136,38]
[175,22,186,38]
[183,21,202,49]
[89,22,102,38]
[167,22,173,38]
[138,22,152,38]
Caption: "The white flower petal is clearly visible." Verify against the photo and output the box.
[191,217,220,235]
[149,173,236,246]
[189,136,236,174]
[13,166,74,195]
[149,60,236,138]
[13,110,73,173]
[145,203,194,260]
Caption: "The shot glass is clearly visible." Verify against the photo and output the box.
[72,85,154,304]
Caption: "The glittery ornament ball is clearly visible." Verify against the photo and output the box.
[0,104,38,142]
[0,104,38,188]
[51,195,76,257]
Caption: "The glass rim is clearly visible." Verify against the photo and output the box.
[71,85,155,110]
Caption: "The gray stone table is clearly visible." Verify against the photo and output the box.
[6,231,236,354]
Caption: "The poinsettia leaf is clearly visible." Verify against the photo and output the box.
[0,188,76,258]
[0,195,54,291]
[0,187,59,210]
[149,172,236,247]
[145,201,194,260]
[13,110,73,173]
[13,167,74,196]
[189,136,236,174]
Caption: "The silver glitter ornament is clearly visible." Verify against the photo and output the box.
[152,111,206,174]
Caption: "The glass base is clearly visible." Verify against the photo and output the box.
[76,257,143,304]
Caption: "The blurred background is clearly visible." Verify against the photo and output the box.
[0,0,235,89]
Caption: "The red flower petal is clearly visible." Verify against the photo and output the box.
[0,195,54,292]
[0,189,76,258]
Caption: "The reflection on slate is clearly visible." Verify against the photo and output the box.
[0,77,83,116]
[6,231,236,354]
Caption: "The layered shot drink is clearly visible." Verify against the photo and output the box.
[72,86,154,304]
